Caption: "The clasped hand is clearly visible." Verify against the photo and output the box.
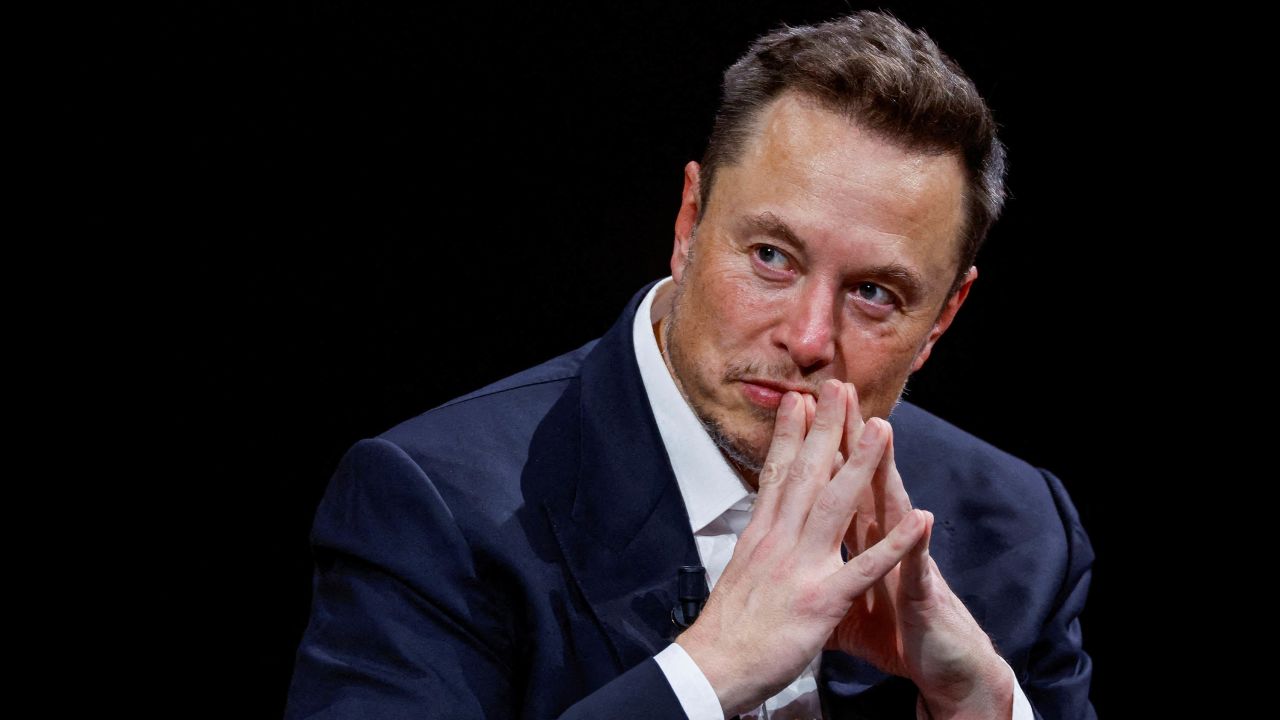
[675,380,1012,718]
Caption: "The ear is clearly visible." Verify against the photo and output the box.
[671,161,701,283]
[909,265,978,373]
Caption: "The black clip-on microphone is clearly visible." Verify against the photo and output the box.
[671,565,709,631]
[670,565,739,720]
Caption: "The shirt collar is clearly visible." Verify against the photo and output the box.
[632,277,754,534]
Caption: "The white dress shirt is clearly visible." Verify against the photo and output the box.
[633,277,1033,720]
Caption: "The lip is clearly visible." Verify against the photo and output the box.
[738,379,813,410]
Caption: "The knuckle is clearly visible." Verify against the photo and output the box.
[846,553,884,586]
[847,445,881,471]
[788,456,817,482]
[759,461,786,487]
[813,486,845,518]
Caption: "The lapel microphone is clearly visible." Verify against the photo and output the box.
[670,565,739,720]
[670,565,709,631]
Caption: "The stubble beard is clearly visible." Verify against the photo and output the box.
[661,276,774,475]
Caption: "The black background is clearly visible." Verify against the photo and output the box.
[161,1,1191,716]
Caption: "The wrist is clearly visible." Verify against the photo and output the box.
[916,649,1013,720]
[675,629,762,718]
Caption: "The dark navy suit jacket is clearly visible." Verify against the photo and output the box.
[285,281,1096,719]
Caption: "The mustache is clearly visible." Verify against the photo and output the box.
[723,360,822,395]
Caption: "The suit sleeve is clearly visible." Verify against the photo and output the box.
[283,437,690,720]
[1023,469,1098,720]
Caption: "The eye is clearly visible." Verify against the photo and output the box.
[753,245,789,269]
[854,282,894,306]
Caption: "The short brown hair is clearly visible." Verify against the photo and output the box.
[699,10,1006,299]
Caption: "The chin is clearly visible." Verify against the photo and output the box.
[702,409,773,474]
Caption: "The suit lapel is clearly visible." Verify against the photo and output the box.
[543,282,703,671]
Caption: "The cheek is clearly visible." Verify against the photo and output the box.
[845,325,914,366]
[701,267,776,334]
[838,326,928,400]
[672,270,755,367]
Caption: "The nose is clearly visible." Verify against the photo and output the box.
[773,280,837,372]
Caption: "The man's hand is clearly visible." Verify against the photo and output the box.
[675,379,928,717]
[828,387,1014,719]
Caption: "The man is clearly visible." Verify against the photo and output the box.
[285,10,1094,719]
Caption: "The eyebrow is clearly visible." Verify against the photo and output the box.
[743,211,929,302]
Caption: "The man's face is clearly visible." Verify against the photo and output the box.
[662,91,977,473]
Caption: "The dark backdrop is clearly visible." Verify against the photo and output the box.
[168,1,1183,716]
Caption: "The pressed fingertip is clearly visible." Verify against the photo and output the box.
[912,510,933,553]
[859,417,882,446]
[780,390,798,414]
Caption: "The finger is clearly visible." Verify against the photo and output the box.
[798,416,888,557]
[841,414,891,557]
[845,494,872,559]
[899,510,935,603]
[804,393,817,432]
[774,380,848,540]
[737,391,805,552]
[832,508,928,603]
[835,385,869,555]
[839,498,866,559]
[840,382,866,464]
[831,450,844,478]
[871,423,914,533]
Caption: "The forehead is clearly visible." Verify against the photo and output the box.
[715,92,967,282]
